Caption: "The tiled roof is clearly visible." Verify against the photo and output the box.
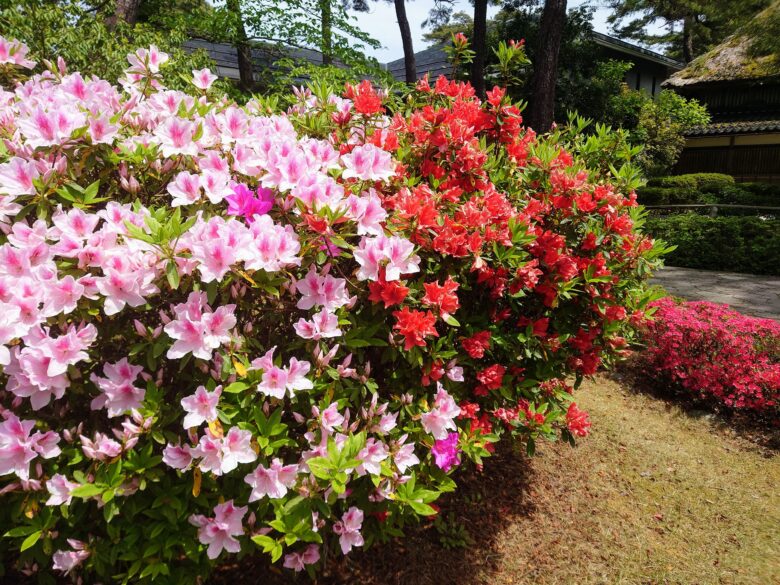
[183,38,345,81]
[385,44,451,81]
[384,33,683,82]
[685,119,780,136]
[591,32,683,70]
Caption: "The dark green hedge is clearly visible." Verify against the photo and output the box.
[646,173,735,192]
[644,215,780,275]
[638,175,780,208]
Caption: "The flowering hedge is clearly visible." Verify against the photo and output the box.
[643,298,780,415]
[0,38,663,582]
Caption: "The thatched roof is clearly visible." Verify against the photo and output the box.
[665,1,780,87]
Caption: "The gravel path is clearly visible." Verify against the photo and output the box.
[652,266,780,321]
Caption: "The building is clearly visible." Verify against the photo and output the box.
[384,32,683,98]
[664,1,780,183]
[183,38,344,85]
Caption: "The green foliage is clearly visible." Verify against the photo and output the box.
[644,214,780,275]
[647,173,734,192]
[638,174,779,208]
[194,0,382,76]
[266,57,393,102]
[608,88,710,176]
[487,40,531,89]
[0,0,214,88]
[606,0,771,61]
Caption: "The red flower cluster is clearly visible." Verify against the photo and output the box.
[422,277,460,317]
[368,278,409,308]
[566,403,591,437]
[462,331,491,359]
[392,307,439,350]
[475,364,506,396]
[345,80,384,116]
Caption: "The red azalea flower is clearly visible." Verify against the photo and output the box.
[475,364,506,395]
[566,403,591,437]
[346,80,384,116]
[462,330,491,359]
[368,278,409,308]
[422,277,460,317]
[392,307,438,350]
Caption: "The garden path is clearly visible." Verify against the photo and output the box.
[651,266,780,321]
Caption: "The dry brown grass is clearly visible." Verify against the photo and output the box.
[213,375,780,585]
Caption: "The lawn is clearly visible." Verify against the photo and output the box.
[216,374,780,584]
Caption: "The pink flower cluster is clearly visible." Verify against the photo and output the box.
[644,298,780,414]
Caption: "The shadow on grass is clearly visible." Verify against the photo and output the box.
[211,444,535,585]
[608,357,780,454]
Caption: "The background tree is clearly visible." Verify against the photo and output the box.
[607,0,771,62]
[470,0,489,97]
[0,0,212,85]
[525,0,567,132]
[350,0,417,83]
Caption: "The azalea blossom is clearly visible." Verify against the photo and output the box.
[420,384,461,439]
[52,540,90,575]
[0,413,60,480]
[283,544,320,572]
[189,500,247,559]
[192,68,218,90]
[162,443,194,470]
[90,358,146,417]
[180,385,222,429]
[164,292,236,360]
[80,432,122,461]
[45,473,79,506]
[341,144,395,182]
[253,348,314,399]
[431,432,461,472]
[356,438,389,476]
[332,506,364,554]
[295,266,350,311]
[244,459,299,501]
[293,309,342,340]
[190,427,256,475]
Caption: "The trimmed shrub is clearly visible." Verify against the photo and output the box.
[0,41,663,582]
[647,173,735,193]
[643,298,780,416]
[636,186,699,205]
[644,215,780,275]
[720,183,780,207]
[647,174,697,190]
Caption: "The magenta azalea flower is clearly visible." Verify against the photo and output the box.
[225,184,274,222]
[431,431,460,472]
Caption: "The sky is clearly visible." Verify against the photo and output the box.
[351,0,640,63]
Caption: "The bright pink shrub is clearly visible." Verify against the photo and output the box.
[644,298,780,414]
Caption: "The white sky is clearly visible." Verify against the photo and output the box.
[351,0,639,63]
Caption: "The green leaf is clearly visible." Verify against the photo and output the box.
[306,457,332,480]
[20,530,41,551]
[442,314,460,327]
[223,382,250,394]
[165,261,180,290]
[4,526,39,538]
[71,483,105,498]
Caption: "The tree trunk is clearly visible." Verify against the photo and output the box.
[106,0,142,28]
[682,14,694,63]
[394,0,416,83]
[226,0,254,93]
[527,0,567,133]
[470,0,488,98]
[321,0,333,65]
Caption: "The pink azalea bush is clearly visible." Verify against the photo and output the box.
[0,38,664,582]
[643,298,780,415]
